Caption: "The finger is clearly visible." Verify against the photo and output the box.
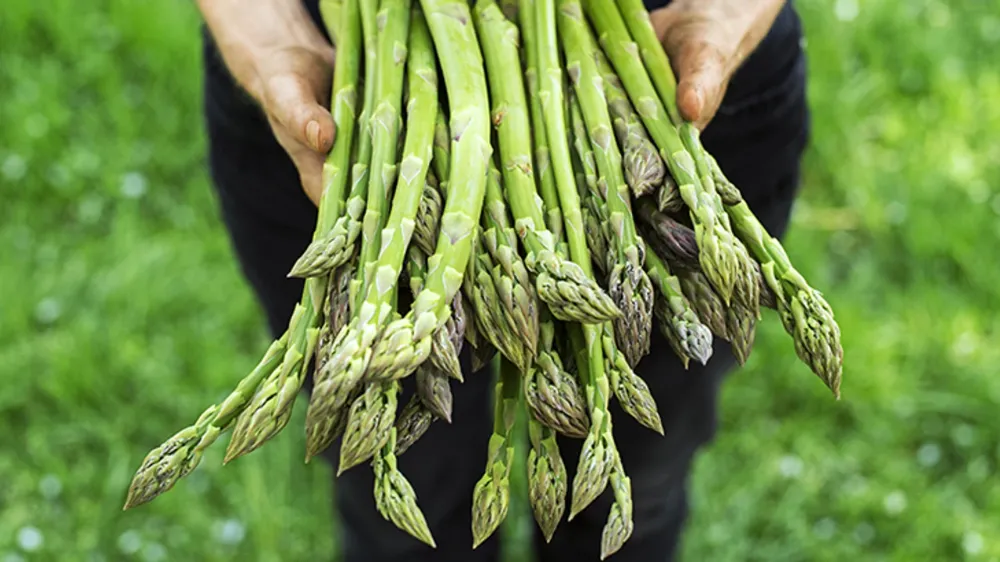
[670,40,727,126]
[272,119,326,207]
[263,73,336,154]
[296,150,325,206]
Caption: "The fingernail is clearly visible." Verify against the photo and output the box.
[306,120,322,151]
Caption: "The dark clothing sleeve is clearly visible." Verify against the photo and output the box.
[201,3,809,561]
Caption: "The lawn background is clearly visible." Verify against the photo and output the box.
[3,0,1000,560]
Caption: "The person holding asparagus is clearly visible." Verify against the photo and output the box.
[184,0,814,560]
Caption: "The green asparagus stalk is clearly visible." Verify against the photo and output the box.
[123,336,288,509]
[609,0,761,320]
[582,0,743,308]
[569,91,611,274]
[408,245,458,421]
[364,0,493,383]
[320,0,343,45]
[215,0,364,465]
[557,7,654,367]
[338,378,401,473]
[601,323,663,435]
[481,160,540,367]
[593,48,665,199]
[476,0,615,325]
[437,111,501,371]
[525,318,590,438]
[727,201,844,397]
[412,174,467,380]
[394,395,436,455]
[614,0,681,125]
[645,250,713,368]
[537,0,617,519]
[519,0,563,239]
[305,0,428,459]
[678,270,730,342]
[565,323,614,519]
[471,357,519,548]
[289,0,368,279]
[373,427,437,547]
[526,414,569,543]
[676,127,761,316]
[224,300,321,463]
[471,227,529,370]
[600,454,634,560]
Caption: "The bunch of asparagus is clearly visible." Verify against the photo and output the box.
[123,0,842,558]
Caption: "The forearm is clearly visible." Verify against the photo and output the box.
[196,0,331,100]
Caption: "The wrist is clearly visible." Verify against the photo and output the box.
[196,0,331,101]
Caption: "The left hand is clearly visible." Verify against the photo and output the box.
[650,0,787,129]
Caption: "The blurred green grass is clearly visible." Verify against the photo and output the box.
[2,0,1000,560]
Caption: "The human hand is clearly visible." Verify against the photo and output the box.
[197,0,335,204]
[650,0,786,129]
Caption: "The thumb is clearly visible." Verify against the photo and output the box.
[262,72,336,153]
[669,41,727,127]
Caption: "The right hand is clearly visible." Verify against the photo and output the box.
[197,0,336,205]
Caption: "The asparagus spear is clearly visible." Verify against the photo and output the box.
[338,378,401,473]
[471,356,519,548]
[365,0,493,383]
[610,0,767,360]
[213,0,368,463]
[526,413,569,543]
[728,199,844,396]
[645,250,713,368]
[289,0,371,279]
[479,158,540,365]
[565,77,660,433]
[224,302,321,462]
[471,225,528,370]
[592,48,665,200]
[408,246,456,422]
[581,0,743,308]
[478,0,617,325]
[373,427,436,547]
[569,91,611,275]
[601,454,635,560]
[601,322,663,435]
[678,270,730,342]
[519,0,563,239]
[524,318,590,438]
[614,0,682,125]
[537,0,617,519]
[431,106,500,371]
[305,0,425,459]
[123,336,287,509]
[319,0,343,45]
[558,7,655,367]
[394,394,436,456]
